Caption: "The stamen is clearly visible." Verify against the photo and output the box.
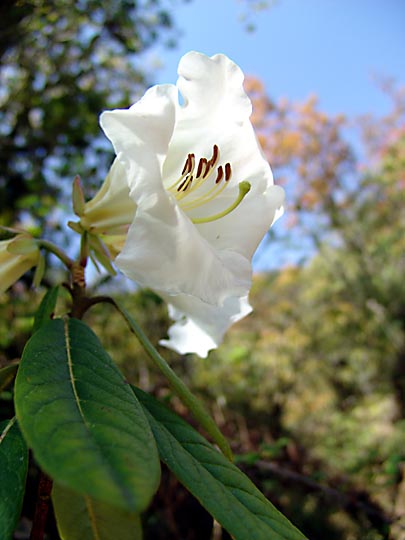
[215,166,224,184]
[180,145,231,211]
[177,176,192,192]
[225,163,232,182]
[181,178,228,211]
[181,155,191,175]
[188,145,220,193]
[170,143,238,212]
[209,144,219,169]
[196,158,207,178]
[191,182,251,224]
[168,153,195,192]
[198,144,219,180]
[188,153,195,174]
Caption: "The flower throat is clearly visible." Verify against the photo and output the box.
[167,144,251,224]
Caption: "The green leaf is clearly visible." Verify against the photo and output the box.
[15,318,160,512]
[134,387,308,540]
[0,364,18,392]
[32,286,59,333]
[52,483,143,540]
[0,418,28,540]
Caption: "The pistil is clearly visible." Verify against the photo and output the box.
[191,181,251,224]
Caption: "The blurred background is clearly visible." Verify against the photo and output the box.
[0,1,404,538]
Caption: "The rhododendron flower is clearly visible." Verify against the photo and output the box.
[85,51,284,357]
[0,234,40,293]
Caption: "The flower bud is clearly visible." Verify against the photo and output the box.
[72,175,86,217]
[68,159,136,272]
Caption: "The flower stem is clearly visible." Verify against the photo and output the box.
[112,299,233,460]
[37,239,74,270]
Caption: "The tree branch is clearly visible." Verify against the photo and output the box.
[253,460,392,527]
[29,471,53,540]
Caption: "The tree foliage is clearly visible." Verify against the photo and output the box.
[0,0,178,226]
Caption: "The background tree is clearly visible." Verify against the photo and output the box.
[0,0,180,228]
[246,77,405,417]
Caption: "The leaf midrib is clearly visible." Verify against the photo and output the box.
[0,417,16,445]
[64,318,88,427]
[84,495,102,540]
[145,409,283,540]
[62,318,134,508]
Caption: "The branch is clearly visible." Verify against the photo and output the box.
[253,460,392,527]
[29,471,53,540]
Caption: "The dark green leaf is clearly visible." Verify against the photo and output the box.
[32,286,59,333]
[134,387,307,540]
[15,318,160,512]
[0,418,28,540]
[52,483,142,540]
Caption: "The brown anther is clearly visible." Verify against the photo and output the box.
[181,157,190,175]
[177,175,193,192]
[203,161,212,178]
[182,154,194,175]
[210,144,219,167]
[225,163,232,181]
[196,158,207,178]
[215,166,224,184]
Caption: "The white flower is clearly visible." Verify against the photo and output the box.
[94,51,284,357]
[0,234,40,294]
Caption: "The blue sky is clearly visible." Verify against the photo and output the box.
[149,0,404,117]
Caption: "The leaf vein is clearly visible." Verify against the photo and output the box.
[64,318,88,427]
[84,495,102,540]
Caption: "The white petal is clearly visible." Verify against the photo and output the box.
[100,84,177,164]
[177,51,252,123]
[162,52,255,184]
[195,184,285,259]
[116,197,252,305]
[100,84,177,201]
[159,293,253,358]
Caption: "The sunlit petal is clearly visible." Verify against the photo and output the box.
[159,293,253,358]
